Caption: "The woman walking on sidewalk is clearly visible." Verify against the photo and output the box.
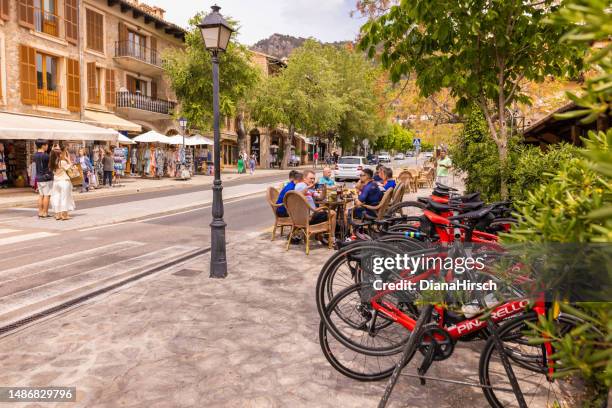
[50,146,75,221]
[249,154,256,175]
[103,150,114,187]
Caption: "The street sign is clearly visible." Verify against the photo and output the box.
[413,138,421,146]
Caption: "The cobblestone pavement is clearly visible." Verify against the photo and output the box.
[0,229,496,408]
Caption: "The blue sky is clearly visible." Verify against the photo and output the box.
[150,0,365,45]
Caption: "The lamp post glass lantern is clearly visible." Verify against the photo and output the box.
[198,5,234,279]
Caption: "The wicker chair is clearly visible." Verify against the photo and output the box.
[360,187,395,220]
[266,186,293,241]
[398,170,417,193]
[390,182,406,207]
[284,191,334,255]
[416,170,431,189]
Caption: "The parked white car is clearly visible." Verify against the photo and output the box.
[335,156,369,182]
[423,151,434,158]
[394,153,405,160]
[378,152,392,163]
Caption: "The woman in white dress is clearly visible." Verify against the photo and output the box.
[49,145,75,221]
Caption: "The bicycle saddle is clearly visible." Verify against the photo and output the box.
[435,183,458,191]
[448,205,494,221]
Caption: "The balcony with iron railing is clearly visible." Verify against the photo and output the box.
[114,41,163,76]
[36,85,61,108]
[34,8,60,37]
[116,91,175,119]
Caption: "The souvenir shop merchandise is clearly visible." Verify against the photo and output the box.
[130,147,138,175]
[113,147,127,176]
[0,143,7,188]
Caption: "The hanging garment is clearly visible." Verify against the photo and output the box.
[155,148,166,177]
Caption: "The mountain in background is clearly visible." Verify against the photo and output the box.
[250,33,351,59]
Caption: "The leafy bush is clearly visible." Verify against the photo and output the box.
[451,109,580,202]
[450,109,518,201]
[511,143,579,201]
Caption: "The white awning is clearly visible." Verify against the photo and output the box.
[188,134,214,146]
[0,112,118,142]
[83,110,142,133]
[133,130,171,144]
[118,134,136,145]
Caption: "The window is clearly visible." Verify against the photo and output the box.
[33,0,59,36]
[127,30,146,60]
[18,0,35,29]
[35,51,59,108]
[127,75,147,96]
[105,69,115,107]
[66,58,80,112]
[87,62,101,104]
[0,0,9,20]
[86,8,103,52]
[64,0,78,44]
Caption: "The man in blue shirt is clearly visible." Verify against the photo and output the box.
[373,164,384,182]
[354,168,383,218]
[276,171,300,217]
[318,167,335,187]
[380,167,396,191]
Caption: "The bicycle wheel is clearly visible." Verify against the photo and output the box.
[315,241,404,320]
[323,283,416,356]
[319,320,400,381]
[479,311,591,408]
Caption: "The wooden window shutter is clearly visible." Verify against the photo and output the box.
[87,62,97,103]
[105,69,115,107]
[151,81,157,100]
[86,9,103,52]
[126,75,136,94]
[150,37,157,64]
[19,45,36,105]
[0,0,9,21]
[18,0,34,28]
[65,0,78,44]
[118,22,127,43]
[66,59,80,112]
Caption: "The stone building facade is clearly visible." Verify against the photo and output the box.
[0,0,185,135]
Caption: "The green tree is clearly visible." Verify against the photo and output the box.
[359,0,586,198]
[163,13,260,153]
[323,45,388,152]
[250,40,346,168]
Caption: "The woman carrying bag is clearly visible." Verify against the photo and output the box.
[50,145,75,221]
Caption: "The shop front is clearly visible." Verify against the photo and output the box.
[0,112,118,189]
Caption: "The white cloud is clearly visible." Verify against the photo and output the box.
[145,0,363,45]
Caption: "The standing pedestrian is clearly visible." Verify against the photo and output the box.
[237,152,245,174]
[313,151,319,169]
[436,150,452,186]
[33,139,53,218]
[49,145,75,221]
[78,148,93,193]
[249,154,256,175]
[103,150,114,187]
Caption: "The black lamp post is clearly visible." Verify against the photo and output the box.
[198,5,233,279]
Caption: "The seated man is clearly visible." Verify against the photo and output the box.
[276,171,301,217]
[318,166,335,187]
[296,170,336,235]
[353,168,383,219]
[373,164,384,182]
[379,167,396,191]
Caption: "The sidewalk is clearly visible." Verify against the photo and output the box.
[0,168,292,209]
[0,231,489,408]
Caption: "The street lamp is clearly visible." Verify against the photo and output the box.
[179,116,187,164]
[198,5,234,279]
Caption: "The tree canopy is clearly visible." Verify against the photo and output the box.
[359,0,586,198]
[163,13,260,134]
[250,40,388,167]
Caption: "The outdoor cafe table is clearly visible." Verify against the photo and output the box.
[316,192,355,241]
